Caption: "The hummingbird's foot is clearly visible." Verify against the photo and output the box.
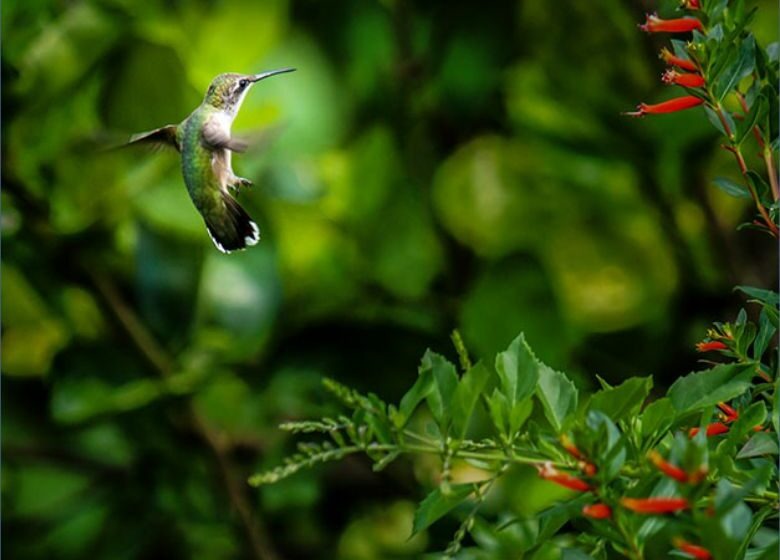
[229,176,253,189]
[228,176,253,193]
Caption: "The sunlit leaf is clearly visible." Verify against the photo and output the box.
[420,350,459,432]
[589,376,652,423]
[536,363,578,433]
[452,362,491,438]
[737,432,779,459]
[668,364,754,413]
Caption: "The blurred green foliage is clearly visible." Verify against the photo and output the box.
[2,0,777,558]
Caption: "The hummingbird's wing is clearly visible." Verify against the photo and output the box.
[126,125,180,151]
[202,117,248,152]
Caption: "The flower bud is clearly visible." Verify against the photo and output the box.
[624,96,704,117]
[583,503,612,519]
[640,14,704,33]
[620,496,689,514]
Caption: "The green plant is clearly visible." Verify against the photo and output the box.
[251,1,779,558]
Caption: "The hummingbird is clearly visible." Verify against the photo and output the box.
[126,67,296,253]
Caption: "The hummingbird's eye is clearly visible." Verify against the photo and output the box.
[239,79,248,88]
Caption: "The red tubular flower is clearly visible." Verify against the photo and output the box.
[640,13,704,33]
[660,48,698,72]
[689,422,730,437]
[695,340,728,352]
[687,466,708,485]
[579,460,598,477]
[648,450,688,483]
[537,462,592,492]
[717,402,739,422]
[673,538,712,559]
[620,496,689,514]
[624,96,704,117]
[583,503,612,519]
[663,70,706,88]
[560,434,585,460]
[681,0,701,9]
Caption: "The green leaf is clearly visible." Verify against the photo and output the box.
[773,376,780,434]
[527,494,592,550]
[412,483,476,535]
[52,376,178,424]
[640,398,676,438]
[421,350,459,432]
[752,309,777,360]
[735,286,779,307]
[394,367,434,429]
[451,362,491,438]
[705,106,730,136]
[735,504,777,560]
[536,363,578,433]
[668,363,753,414]
[746,171,772,205]
[700,481,753,560]
[713,177,751,199]
[562,549,593,560]
[486,389,534,440]
[737,432,778,459]
[589,376,652,423]
[495,333,540,406]
[762,300,779,329]
[586,411,626,479]
[736,94,766,145]
[1,266,70,377]
[768,42,780,62]
[714,36,756,102]
[486,389,509,437]
[509,399,534,439]
[727,402,767,442]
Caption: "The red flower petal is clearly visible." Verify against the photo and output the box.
[695,340,728,352]
[648,450,688,483]
[560,434,585,460]
[662,70,706,88]
[537,462,592,492]
[689,422,730,438]
[620,496,689,514]
[640,14,704,33]
[660,48,698,72]
[624,96,704,117]
[583,503,612,519]
[673,538,712,559]
[717,402,739,421]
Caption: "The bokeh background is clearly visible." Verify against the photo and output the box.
[2,0,778,558]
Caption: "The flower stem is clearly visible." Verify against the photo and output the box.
[763,147,780,202]
[736,92,766,150]
[714,104,778,235]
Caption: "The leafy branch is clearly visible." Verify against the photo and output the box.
[253,1,779,558]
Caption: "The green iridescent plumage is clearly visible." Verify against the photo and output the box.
[127,68,296,253]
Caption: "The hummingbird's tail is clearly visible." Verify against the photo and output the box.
[203,192,260,253]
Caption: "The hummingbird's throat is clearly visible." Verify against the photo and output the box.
[224,88,251,116]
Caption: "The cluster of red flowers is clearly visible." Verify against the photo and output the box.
[625,4,706,117]
[647,449,707,484]
[535,431,713,559]
[536,437,597,503]
[536,436,697,517]
[689,401,764,438]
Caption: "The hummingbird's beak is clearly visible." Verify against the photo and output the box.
[250,67,297,83]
